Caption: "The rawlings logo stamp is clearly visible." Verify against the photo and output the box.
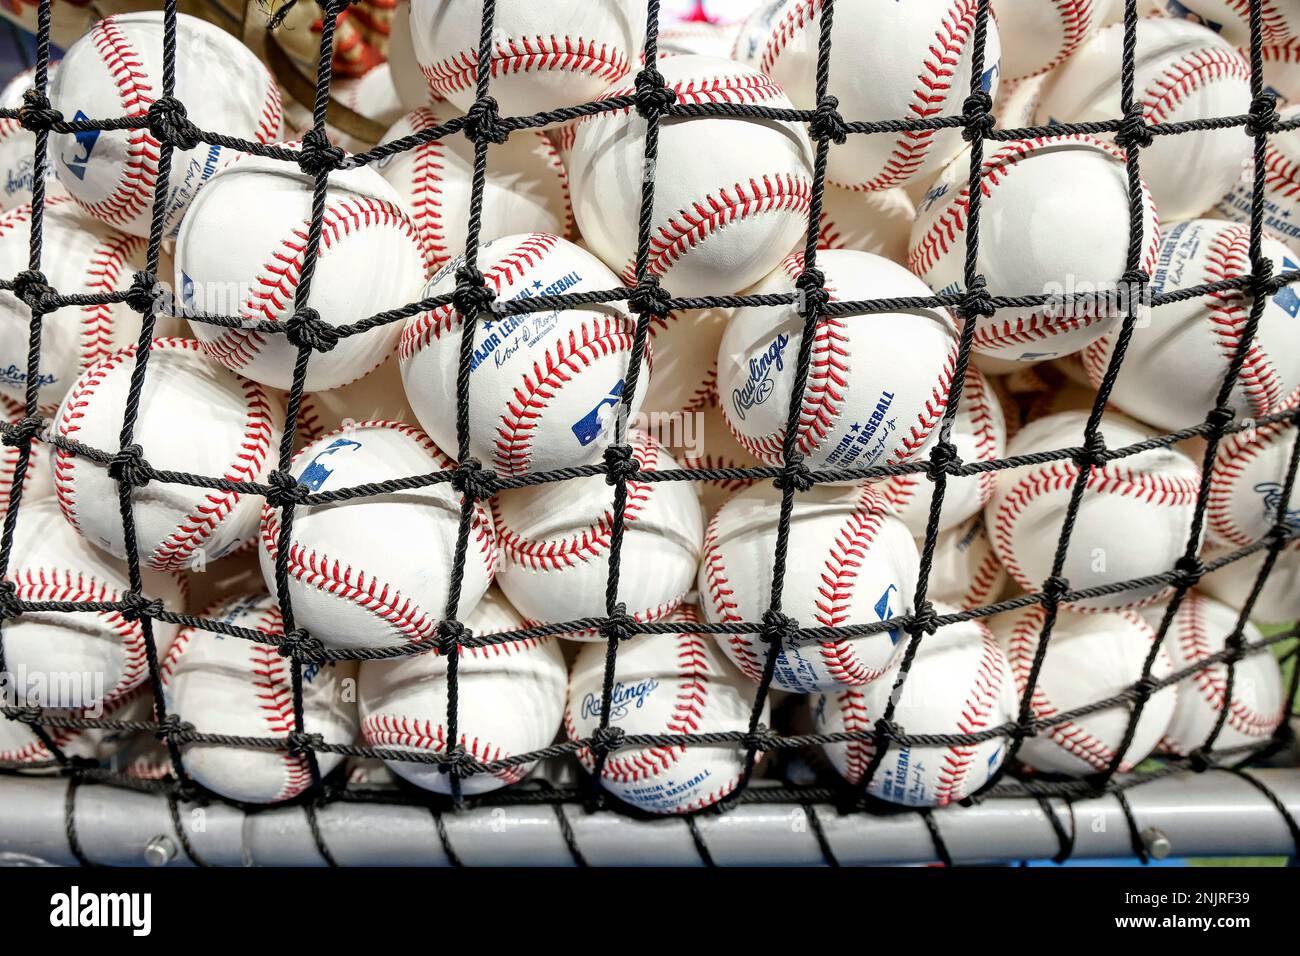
[580,677,659,721]
[730,333,788,420]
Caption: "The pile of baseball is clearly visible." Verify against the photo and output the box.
[0,0,1294,813]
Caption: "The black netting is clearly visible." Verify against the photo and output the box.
[0,0,1297,867]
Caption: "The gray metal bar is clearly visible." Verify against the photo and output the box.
[0,769,1294,866]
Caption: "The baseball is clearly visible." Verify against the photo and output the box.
[491,429,703,633]
[569,54,813,297]
[50,12,283,238]
[52,338,285,571]
[910,135,1160,363]
[566,604,767,814]
[1083,219,1300,431]
[1201,540,1300,626]
[0,63,63,211]
[0,392,54,521]
[1034,17,1252,221]
[812,612,1017,806]
[1213,103,1300,252]
[873,365,1006,537]
[175,148,427,392]
[642,308,726,417]
[358,587,567,795]
[734,0,1001,191]
[928,514,1009,611]
[670,401,762,519]
[1164,0,1300,47]
[985,410,1202,610]
[401,233,648,477]
[699,482,919,693]
[0,196,148,415]
[815,183,915,265]
[4,499,185,710]
[0,684,151,768]
[161,592,358,804]
[991,603,1177,776]
[375,104,572,274]
[1206,392,1300,547]
[1142,591,1286,757]
[717,249,959,474]
[992,0,1100,81]
[408,0,639,115]
[259,420,497,649]
[336,64,406,130]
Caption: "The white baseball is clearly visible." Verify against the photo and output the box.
[815,184,915,265]
[1213,103,1300,250]
[0,196,147,414]
[699,482,919,693]
[991,603,1177,775]
[910,135,1160,363]
[492,429,703,633]
[1083,219,1300,431]
[409,0,639,115]
[175,148,426,392]
[993,0,1099,81]
[359,588,567,795]
[0,683,150,768]
[1206,393,1300,547]
[928,514,1009,611]
[874,365,1006,536]
[1164,0,1300,47]
[718,249,958,473]
[375,104,572,273]
[812,613,1017,806]
[671,400,762,519]
[570,54,813,297]
[50,12,282,238]
[0,392,54,521]
[259,420,497,649]
[566,604,767,814]
[734,0,1001,190]
[400,233,648,477]
[642,307,726,416]
[1201,539,1300,625]
[161,592,358,803]
[295,353,415,446]
[985,410,1202,610]
[0,63,64,210]
[1141,590,1286,756]
[1034,18,1252,221]
[4,499,184,710]
[52,338,284,571]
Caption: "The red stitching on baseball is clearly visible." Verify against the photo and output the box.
[421,34,631,98]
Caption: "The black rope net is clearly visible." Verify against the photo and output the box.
[0,0,1295,868]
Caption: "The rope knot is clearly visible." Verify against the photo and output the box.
[960,275,996,319]
[1247,92,1280,137]
[961,91,995,142]
[296,128,345,176]
[279,627,325,658]
[603,442,639,485]
[441,745,471,777]
[452,264,496,316]
[1132,675,1158,703]
[1205,404,1236,432]
[11,269,57,313]
[1075,431,1107,470]
[809,95,849,144]
[285,306,341,353]
[265,469,310,507]
[287,731,325,756]
[925,439,960,481]
[108,444,151,488]
[1042,574,1071,606]
[0,580,20,620]
[435,617,468,655]
[909,599,939,635]
[1248,256,1279,302]
[450,457,498,502]
[1,415,43,448]
[633,67,677,120]
[1172,554,1205,591]
[119,590,164,622]
[873,717,905,746]
[744,725,781,753]
[600,605,637,643]
[591,724,626,753]
[125,270,163,314]
[760,607,798,646]
[18,89,60,132]
[146,95,201,151]
[772,453,814,492]
[1115,103,1153,150]
[154,713,192,741]
[1186,746,1212,773]
[464,96,508,144]
[795,267,830,315]
[628,275,672,317]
